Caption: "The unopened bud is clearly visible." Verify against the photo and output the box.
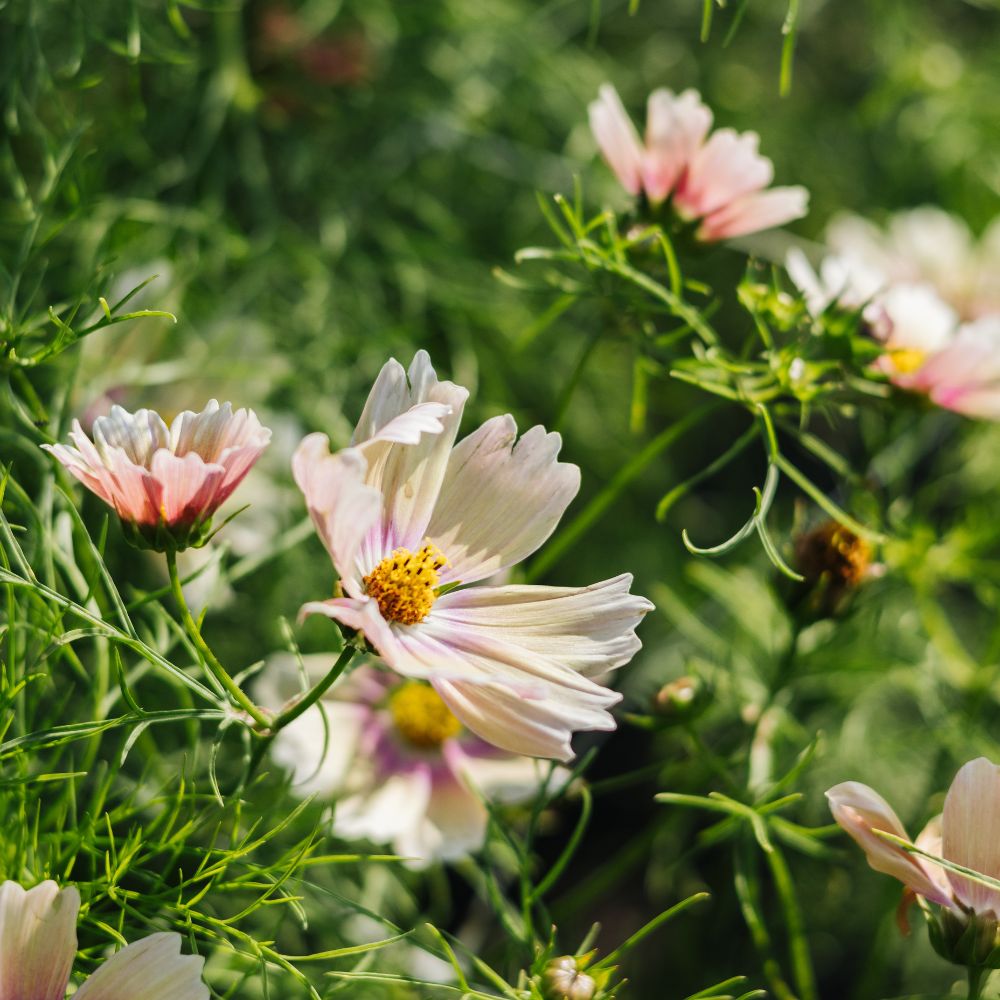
[794,520,872,615]
[652,675,711,723]
[542,956,596,1000]
[929,907,1000,969]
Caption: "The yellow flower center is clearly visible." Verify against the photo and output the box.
[362,544,447,625]
[888,348,927,374]
[389,682,462,748]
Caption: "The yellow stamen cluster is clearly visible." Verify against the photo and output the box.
[363,544,447,625]
[888,348,927,375]
[389,682,462,748]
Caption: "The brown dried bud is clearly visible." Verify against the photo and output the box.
[542,956,597,1000]
[794,520,872,613]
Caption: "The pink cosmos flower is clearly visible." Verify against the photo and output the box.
[292,350,653,762]
[260,656,558,864]
[827,758,1000,917]
[588,83,808,241]
[0,879,208,1000]
[42,400,271,550]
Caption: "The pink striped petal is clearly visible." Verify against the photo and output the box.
[642,88,712,203]
[426,416,580,585]
[74,932,208,1000]
[292,436,381,593]
[588,84,645,196]
[149,451,226,527]
[697,185,809,241]
[826,782,955,908]
[0,880,78,1000]
[942,757,1000,914]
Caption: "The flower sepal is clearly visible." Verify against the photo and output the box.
[121,514,215,554]
[929,907,1000,970]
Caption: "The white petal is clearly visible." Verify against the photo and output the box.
[426,416,580,585]
[879,283,958,353]
[92,406,170,466]
[271,702,368,798]
[825,783,954,907]
[446,741,554,804]
[0,880,78,1000]
[942,757,1000,914]
[74,932,208,1000]
[352,351,469,566]
[411,769,488,863]
[587,83,644,196]
[292,435,382,594]
[334,770,433,848]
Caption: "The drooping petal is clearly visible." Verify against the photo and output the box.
[430,575,653,680]
[0,880,78,1000]
[697,185,809,241]
[270,701,369,798]
[642,88,712,203]
[292,435,382,594]
[674,129,774,220]
[826,782,955,907]
[352,351,469,565]
[942,757,1000,914]
[426,416,581,585]
[74,932,208,1000]
[588,84,645,196]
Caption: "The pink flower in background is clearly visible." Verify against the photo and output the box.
[588,83,808,240]
[259,657,558,864]
[0,880,208,999]
[827,758,1000,917]
[43,400,271,550]
[293,350,653,762]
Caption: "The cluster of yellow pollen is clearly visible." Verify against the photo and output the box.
[888,347,927,375]
[389,682,463,748]
[362,544,447,625]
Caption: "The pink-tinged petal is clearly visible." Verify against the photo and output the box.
[942,757,1000,914]
[292,435,382,594]
[411,767,489,863]
[352,351,469,565]
[445,740,554,804]
[432,676,615,762]
[0,880,78,1000]
[675,129,773,219]
[362,401,453,448]
[426,416,581,585]
[149,450,225,526]
[333,769,433,850]
[642,88,712,203]
[826,782,955,907]
[431,575,653,680]
[74,932,208,1000]
[914,814,953,899]
[588,84,644,196]
[92,406,170,465]
[270,701,368,797]
[697,186,809,241]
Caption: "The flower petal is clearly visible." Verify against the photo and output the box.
[74,932,208,1000]
[0,880,78,1000]
[697,186,809,241]
[426,416,580,585]
[445,740,554,804]
[352,351,469,564]
[412,768,489,863]
[826,782,954,907]
[675,129,773,219]
[149,451,226,526]
[942,757,1000,914]
[642,88,712,203]
[292,435,382,594]
[334,769,433,849]
[92,406,170,465]
[588,83,644,196]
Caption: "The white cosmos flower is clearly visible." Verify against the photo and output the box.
[0,880,207,1000]
[292,351,653,762]
[259,655,559,865]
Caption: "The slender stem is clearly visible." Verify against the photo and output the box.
[165,548,271,729]
[968,967,986,1000]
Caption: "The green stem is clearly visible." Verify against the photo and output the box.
[165,548,271,729]
[968,967,987,1000]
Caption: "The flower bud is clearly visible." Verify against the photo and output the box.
[652,675,711,723]
[542,956,597,1000]
[794,520,872,615]
[929,907,1000,969]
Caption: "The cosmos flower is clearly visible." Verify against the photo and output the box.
[42,400,271,551]
[0,879,207,999]
[587,83,808,240]
[827,758,1000,918]
[292,350,653,762]
[259,656,558,864]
